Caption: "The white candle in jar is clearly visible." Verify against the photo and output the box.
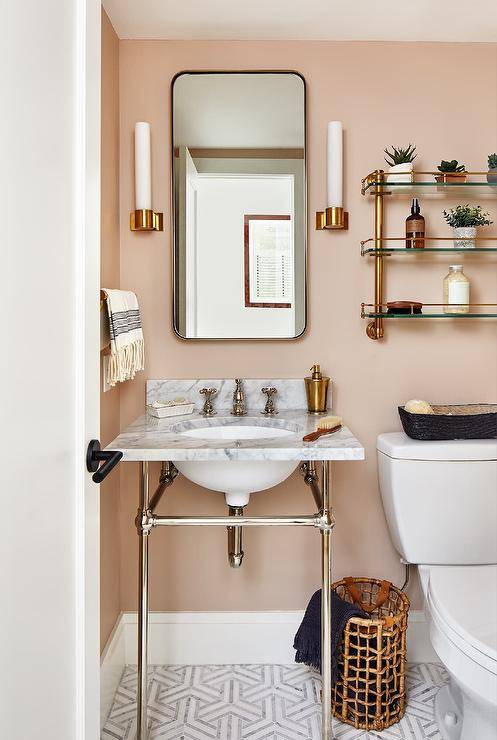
[327,121,343,208]
[134,122,152,210]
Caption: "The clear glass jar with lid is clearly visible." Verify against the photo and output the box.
[443,265,470,314]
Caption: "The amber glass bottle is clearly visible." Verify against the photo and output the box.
[405,198,425,248]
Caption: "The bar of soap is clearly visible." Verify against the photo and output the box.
[405,399,434,415]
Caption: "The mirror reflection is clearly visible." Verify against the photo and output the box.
[172,71,306,339]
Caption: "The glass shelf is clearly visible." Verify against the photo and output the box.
[361,237,497,255]
[361,304,497,319]
[361,172,497,197]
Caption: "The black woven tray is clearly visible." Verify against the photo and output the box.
[398,404,497,441]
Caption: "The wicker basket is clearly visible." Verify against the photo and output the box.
[399,403,497,441]
[332,577,410,731]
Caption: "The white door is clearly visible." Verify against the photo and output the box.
[3,1,101,738]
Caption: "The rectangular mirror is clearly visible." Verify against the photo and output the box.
[172,71,306,339]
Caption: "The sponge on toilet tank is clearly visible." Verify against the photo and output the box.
[404,399,434,414]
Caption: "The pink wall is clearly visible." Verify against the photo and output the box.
[114,40,497,614]
[100,9,121,650]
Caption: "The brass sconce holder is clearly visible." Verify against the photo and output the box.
[130,208,164,232]
[315,206,349,231]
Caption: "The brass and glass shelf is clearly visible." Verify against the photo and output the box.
[362,303,497,319]
[360,169,497,340]
[361,237,497,256]
[361,171,497,197]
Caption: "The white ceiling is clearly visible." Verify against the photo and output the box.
[103,0,497,41]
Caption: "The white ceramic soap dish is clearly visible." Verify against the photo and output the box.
[147,399,195,419]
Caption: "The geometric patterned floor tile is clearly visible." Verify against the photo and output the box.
[101,663,448,740]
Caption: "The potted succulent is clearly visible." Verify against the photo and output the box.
[443,204,493,248]
[435,160,467,185]
[487,153,497,185]
[384,144,417,184]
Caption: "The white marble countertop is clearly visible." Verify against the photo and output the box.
[105,410,365,462]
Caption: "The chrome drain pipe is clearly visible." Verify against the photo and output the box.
[227,506,244,567]
[300,461,322,510]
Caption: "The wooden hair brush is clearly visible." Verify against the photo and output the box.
[303,415,342,443]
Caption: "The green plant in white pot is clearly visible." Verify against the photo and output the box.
[384,144,417,184]
[443,205,493,248]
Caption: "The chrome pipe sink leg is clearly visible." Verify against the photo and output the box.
[321,461,337,740]
[228,506,244,567]
[137,461,150,740]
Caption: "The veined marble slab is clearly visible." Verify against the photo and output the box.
[105,409,364,462]
[147,379,316,414]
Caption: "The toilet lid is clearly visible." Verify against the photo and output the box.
[377,432,497,461]
[428,565,497,670]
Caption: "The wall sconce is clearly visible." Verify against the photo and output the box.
[130,122,163,231]
[316,121,348,231]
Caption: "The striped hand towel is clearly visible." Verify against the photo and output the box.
[103,289,144,386]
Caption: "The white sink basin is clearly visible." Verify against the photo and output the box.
[180,424,295,441]
[171,419,300,507]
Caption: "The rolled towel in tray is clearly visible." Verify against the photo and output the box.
[102,289,144,387]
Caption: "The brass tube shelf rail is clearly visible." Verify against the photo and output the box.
[361,303,497,319]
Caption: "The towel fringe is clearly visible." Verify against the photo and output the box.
[106,339,144,387]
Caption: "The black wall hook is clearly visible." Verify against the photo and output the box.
[86,439,123,483]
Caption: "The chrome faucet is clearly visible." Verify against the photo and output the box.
[231,378,246,416]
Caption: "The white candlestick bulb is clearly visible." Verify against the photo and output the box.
[327,121,343,208]
[134,122,152,210]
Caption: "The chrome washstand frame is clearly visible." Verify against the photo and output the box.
[135,458,338,740]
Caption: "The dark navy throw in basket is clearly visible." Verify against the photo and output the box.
[293,589,366,685]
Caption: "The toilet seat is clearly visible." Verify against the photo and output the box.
[428,565,497,673]
[427,565,497,710]
[428,565,497,671]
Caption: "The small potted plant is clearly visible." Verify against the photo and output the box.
[443,204,493,248]
[384,144,417,184]
[487,153,497,185]
[435,160,467,186]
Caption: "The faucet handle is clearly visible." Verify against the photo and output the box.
[199,387,217,416]
[261,386,278,415]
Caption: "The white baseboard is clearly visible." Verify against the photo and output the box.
[100,609,436,728]
[100,614,126,728]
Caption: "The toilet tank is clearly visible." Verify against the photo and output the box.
[377,433,497,566]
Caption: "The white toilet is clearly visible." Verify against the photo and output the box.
[377,432,497,740]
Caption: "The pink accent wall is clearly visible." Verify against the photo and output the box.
[100,9,121,651]
[113,40,497,615]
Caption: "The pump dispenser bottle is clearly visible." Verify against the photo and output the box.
[305,364,330,414]
[406,198,425,248]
